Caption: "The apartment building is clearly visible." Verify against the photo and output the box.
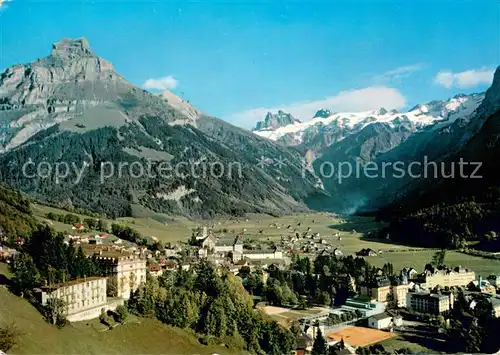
[406,292,450,314]
[393,283,411,308]
[419,266,475,289]
[94,252,147,299]
[39,277,122,322]
[359,276,392,304]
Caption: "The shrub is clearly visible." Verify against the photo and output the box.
[115,305,128,323]
[0,323,21,353]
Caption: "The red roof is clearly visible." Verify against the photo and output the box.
[149,265,162,271]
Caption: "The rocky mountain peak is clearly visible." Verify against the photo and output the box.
[51,37,93,60]
[253,110,301,131]
[313,109,332,119]
[264,111,275,120]
[0,37,129,151]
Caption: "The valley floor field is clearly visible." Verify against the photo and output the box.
[31,204,500,276]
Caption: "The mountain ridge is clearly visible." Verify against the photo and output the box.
[253,110,301,131]
[0,38,321,218]
[253,93,484,151]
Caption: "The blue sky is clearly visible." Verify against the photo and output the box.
[0,0,499,128]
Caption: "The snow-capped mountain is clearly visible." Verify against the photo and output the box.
[307,90,493,213]
[253,93,484,151]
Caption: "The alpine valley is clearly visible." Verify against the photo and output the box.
[0,37,499,220]
[252,76,499,213]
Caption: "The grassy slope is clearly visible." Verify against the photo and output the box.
[0,263,236,355]
[32,203,195,243]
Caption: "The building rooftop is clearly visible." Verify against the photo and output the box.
[243,249,278,255]
[362,276,391,288]
[82,245,133,259]
[423,265,474,276]
[369,312,392,321]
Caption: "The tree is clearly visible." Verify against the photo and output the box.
[382,262,394,276]
[43,297,67,327]
[97,219,108,232]
[484,231,498,242]
[239,266,251,279]
[282,285,298,305]
[265,279,283,306]
[10,253,40,295]
[329,338,345,355]
[129,272,137,292]
[0,323,21,353]
[107,277,118,297]
[99,308,111,327]
[356,344,388,355]
[115,305,128,323]
[84,218,97,230]
[127,260,295,355]
[317,291,331,306]
[431,249,446,268]
[312,328,328,355]
[298,295,308,310]
[354,309,363,319]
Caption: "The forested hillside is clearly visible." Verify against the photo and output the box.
[0,184,38,240]
[379,68,500,249]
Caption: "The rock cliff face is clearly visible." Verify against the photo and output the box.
[0,38,131,151]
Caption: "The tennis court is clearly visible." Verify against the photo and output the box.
[327,326,394,347]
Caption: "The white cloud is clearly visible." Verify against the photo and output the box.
[143,75,178,91]
[228,86,407,129]
[0,0,11,8]
[434,68,494,89]
[372,63,424,83]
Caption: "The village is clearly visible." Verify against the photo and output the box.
[2,213,500,354]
